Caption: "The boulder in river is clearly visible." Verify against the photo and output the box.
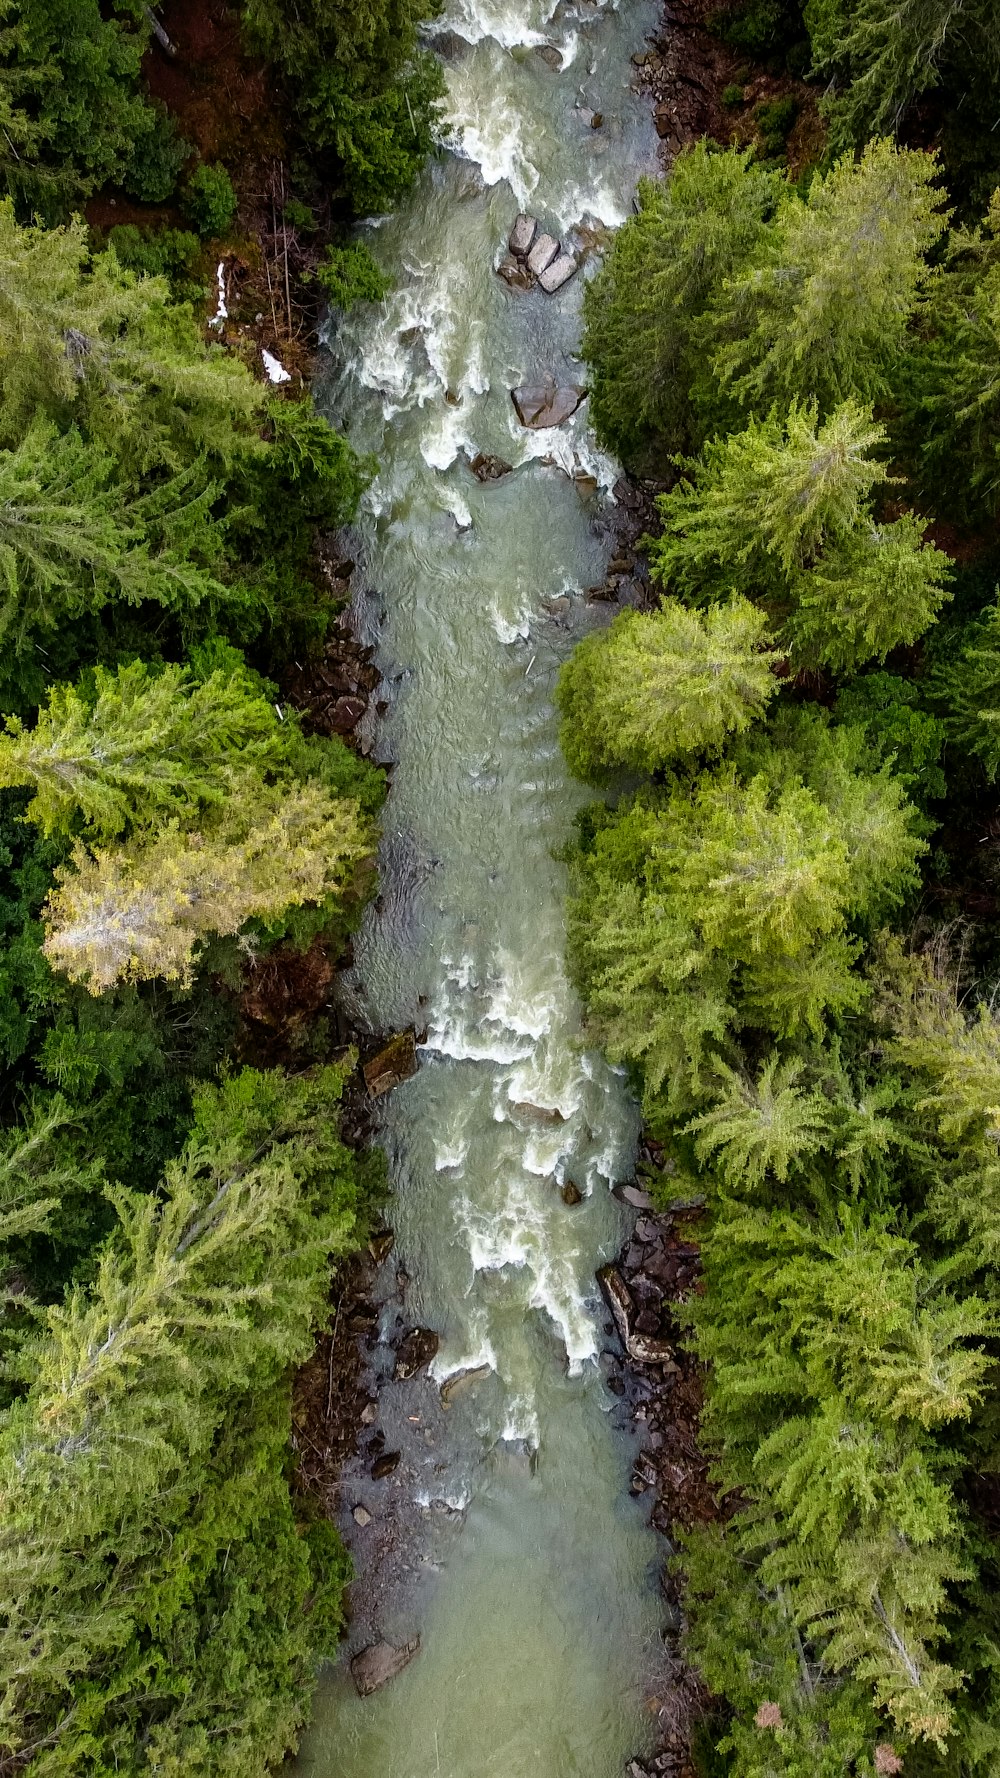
[363,1031,418,1098]
[371,1450,401,1480]
[509,1098,565,1124]
[511,382,586,428]
[440,1362,492,1406]
[561,1181,583,1206]
[538,251,577,293]
[470,452,513,482]
[394,1326,440,1379]
[527,232,559,276]
[497,253,533,291]
[350,1638,420,1697]
[509,213,536,256]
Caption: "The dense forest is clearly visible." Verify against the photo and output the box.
[562,2,1000,1774]
[0,2,440,1773]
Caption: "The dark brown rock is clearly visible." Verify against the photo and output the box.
[363,1030,418,1098]
[329,694,367,733]
[590,111,604,127]
[561,1181,583,1206]
[470,452,514,482]
[350,1638,419,1696]
[597,1264,634,1347]
[368,1229,395,1265]
[497,254,533,291]
[371,1450,401,1480]
[510,1099,566,1124]
[511,383,586,428]
[394,1327,440,1380]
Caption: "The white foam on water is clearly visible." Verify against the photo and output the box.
[435,1138,470,1171]
[458,1182,598,1371]
[443,64,540,206]
[430,1317,498,1383]
[492,600,532,643]
[421,401,471,470]
[438,484,474,530]
[501,1394,541,1447]
[414,1487,473,1511]
[435,0,559,48]
[421,1019,534,1066]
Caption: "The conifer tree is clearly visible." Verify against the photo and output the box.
[708,139,946,416]
[581,145,785,464]
[0,424,230,654]
[0,659,290,839]
[556,595,779,781]
[648,401,951,670]
[0,1065,368,1774]
[42,781,373,991]
[649,400,891,598]
[805,0,1000,151]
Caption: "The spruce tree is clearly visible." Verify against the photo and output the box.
[0,659,290,839]
[42,781,373,991]
[581,145,785,465]
[708,139,947,416]
[556,595,779,781]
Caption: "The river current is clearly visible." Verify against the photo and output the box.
[297,3,664,1772]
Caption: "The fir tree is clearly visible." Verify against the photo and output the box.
[42,781,373,991]
[0,659,290,839]
[708,139,947,416]
[581,145,785,465]
[556,595,779,781]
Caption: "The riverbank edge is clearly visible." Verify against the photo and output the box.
[604,9,819,1776]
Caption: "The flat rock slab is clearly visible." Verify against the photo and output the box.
[363,1030,417,1098]
[538,251,577,293]
[512,383,586,428]
[350,1639,420,1697]
[440,1362,492,1406]
[509,213,536,256]
[527,232,559,276]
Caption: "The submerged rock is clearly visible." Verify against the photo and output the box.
[394,1327,440,1380]
[509,1098,565,1123]
[371,1450,401,1480]
[511,383,586,428]
[561,1181,583,1206]
[350,1638,420,1697]
[440,1363,492,1406]
[469,452,513,482]
[363,1031,418,1098]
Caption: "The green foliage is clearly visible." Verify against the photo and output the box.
[0,1064,375,1776]
[582,146,785,465]
[707,140,947,416]
[805,0,1000,154]
[0,0,186,222]
[182,162,240,238]
[557,596,779,781]
[241,0,446,215]
[755,95,799,159]
[647,401,952,670]
[565,104,1000,1778]
[104,224,205,297]
[316,240,392,308]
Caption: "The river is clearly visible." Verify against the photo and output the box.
[296,2,664,1772]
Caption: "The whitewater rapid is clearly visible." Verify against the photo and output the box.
[294,2,666,1772]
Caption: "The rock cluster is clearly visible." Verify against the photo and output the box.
[281,617,380,743]
[497,214,579,294]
